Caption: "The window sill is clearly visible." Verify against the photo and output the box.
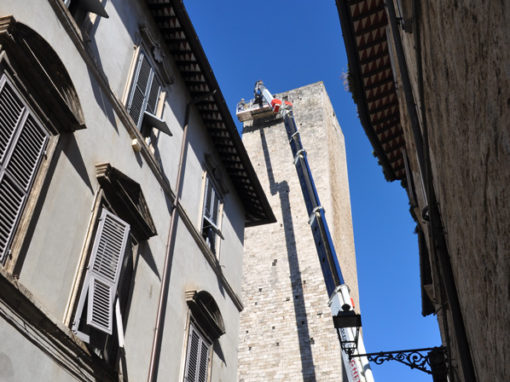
[175,202,244,312]
[0,267,116,381]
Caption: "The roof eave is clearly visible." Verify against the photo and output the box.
[146,0,275,226]
[336,0,398,182]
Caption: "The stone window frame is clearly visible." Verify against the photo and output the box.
[0,16,85,274]
[122,26,174,147]
[200,173,223,256]
[183,320,213,382]
[183,290,225,382]
[65,163,157,366]
[199,154,229,257]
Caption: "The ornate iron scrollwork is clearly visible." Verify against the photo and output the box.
[350,347,446,375]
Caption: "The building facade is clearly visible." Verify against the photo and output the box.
[238,82,360,381]
[337,0,509,381]
[0,1,274,381]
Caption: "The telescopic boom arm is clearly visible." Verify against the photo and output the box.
[238,81,374,382]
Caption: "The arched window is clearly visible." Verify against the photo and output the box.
[184,290,225,382]
[0,17,84,270]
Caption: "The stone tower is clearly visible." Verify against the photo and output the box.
[238,82,360,381]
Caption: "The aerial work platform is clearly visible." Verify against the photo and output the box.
[237,81,374,382]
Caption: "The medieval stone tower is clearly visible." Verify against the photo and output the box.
[238,82,361,381]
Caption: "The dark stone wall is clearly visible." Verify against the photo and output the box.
[394,1,510,380]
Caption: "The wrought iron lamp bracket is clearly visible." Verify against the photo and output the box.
[349,347,446,375]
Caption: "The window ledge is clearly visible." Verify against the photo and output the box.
[0,268,116,381]
[176,202,244,312]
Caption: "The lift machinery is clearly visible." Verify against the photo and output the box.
[237,81,374,382]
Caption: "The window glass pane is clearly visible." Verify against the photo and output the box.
[204,178,212,220]
[211,189,219,226]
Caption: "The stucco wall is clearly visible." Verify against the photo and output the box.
[0,1,248,381]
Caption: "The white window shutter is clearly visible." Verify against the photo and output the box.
[146,75,161,115]
[185,323,210,382]
[7,115,48,192]
[86,209,130,334]
[202,176,223,253]
[127,51,155,128]
[198,340,209,382]
[0,77,24,162]
[211,188,219,225]
[185,326,200,382]
[0,77,48,262]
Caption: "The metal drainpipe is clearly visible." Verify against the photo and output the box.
[147,91,216,382]
[385,1,477,380]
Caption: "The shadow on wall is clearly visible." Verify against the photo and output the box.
[81,8,120,134]
[259,126,317,381]
[14,133,93,274]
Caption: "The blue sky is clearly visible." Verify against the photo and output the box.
[185,1,441,380]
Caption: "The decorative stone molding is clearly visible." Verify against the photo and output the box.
[96,163,157,241]
[0,16,85,133]
[186,290,225,341]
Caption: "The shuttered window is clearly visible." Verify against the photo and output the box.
[184,322,211,382]
[85,209,130,334]
[201,176,221,254]
[126,50,162,129]
[0,75,49,263]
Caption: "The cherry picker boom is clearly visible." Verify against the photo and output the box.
[237,81,374,382]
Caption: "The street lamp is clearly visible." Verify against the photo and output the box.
[333,303,362,355]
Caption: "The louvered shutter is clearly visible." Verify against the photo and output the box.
[185,323,210,382]
[185,327,199,382]
[146,75,161,115]
[86,209,130,334]
[127,51,153,128]
[0,77,48,262]
[198,340,209,382]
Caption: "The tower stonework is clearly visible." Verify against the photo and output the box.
[238,82,360,381]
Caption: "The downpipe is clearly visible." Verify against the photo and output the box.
[147,91,216,382]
